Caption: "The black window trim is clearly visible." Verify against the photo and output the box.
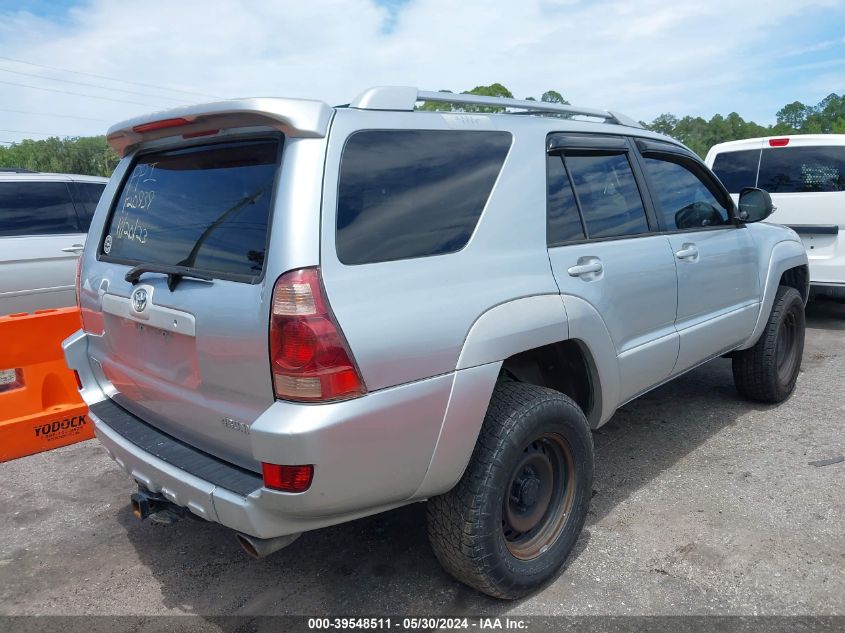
[632,143,742,234]
[0,179,84,238]
[96,133,285,286]
[334,128,514,266]
[545,133,659,248]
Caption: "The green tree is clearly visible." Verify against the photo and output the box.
[646,113,679,136]
[0,135,118,177]
[541,90,569,105]
[776,101,810,131]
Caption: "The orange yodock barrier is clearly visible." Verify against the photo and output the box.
[0,307,92,462]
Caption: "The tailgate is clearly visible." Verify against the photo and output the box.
[85,137,282,471]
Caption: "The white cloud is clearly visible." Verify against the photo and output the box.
[0,0,841,144]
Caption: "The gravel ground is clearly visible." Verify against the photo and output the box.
[0,300,842,619]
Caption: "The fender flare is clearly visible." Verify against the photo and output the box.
[414,294,619,499]
[739,240,808,350]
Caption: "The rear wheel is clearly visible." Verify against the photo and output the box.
[733,285,805,403]
[426,382,593,599]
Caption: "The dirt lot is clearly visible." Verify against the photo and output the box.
[1,301,843,620]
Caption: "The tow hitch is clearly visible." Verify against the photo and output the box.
[130,488,189,525]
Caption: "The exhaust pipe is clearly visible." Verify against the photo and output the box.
[236,532,301,559]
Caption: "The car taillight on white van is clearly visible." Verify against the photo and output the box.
[269,268,366,402]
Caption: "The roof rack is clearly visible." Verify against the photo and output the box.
[349,86,641,128]
[0,167,36,173]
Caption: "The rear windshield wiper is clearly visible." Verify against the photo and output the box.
[125,264,213,291]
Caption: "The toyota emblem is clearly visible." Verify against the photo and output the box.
[131,287,148,313]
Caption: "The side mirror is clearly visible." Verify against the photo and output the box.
[737,187,775,223]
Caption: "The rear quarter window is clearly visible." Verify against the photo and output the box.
[101,138,280,281]
[711,149,760,193]
[70,181,106,231]
[758,145,845,193]
[0,181,81,237]
[336,130,512,265]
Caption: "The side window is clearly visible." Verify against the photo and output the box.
[643,157,731,230]
[70,181,106,231]
[0,181,80,237]
[564,153,649,239]
[547,155,585,244]
[336,130,512,265]
[711,149,760,193]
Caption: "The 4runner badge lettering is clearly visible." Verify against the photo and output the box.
[222,417,249,434]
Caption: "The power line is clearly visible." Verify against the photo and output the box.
[0,107,110,123]
[0,78,168,108]
[0,67,193,103]
[0,55,222,100]
[0,129,75,137]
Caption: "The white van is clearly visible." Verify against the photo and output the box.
[706,134,844,299]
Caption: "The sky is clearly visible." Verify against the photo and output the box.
[0,0,843,145]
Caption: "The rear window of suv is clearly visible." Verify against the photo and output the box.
[758,145,845,193]
[101,138,280,281]
[336,130,512,265]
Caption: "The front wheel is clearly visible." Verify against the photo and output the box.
[733,285,805,403]
[426,382,593,599]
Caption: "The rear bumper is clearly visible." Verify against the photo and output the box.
[810,282,845,299]
[62,329,457,538]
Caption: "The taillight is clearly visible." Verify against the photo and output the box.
[769,138,790,147]
[261,463,314,492]
[269,268,366,402]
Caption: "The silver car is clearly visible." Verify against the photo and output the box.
[0,169,107,315]
[64,88,808,598]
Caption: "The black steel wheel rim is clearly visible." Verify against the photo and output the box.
[502,432,576,560]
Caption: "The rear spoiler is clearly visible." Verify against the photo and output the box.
[106,98,334,157]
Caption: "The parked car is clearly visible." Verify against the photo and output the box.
[64,88,808,599]
[706,134,845,300]
[0,169,108,315]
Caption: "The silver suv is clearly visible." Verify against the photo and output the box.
[63,88,809,599]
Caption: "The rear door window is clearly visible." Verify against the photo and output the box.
[70,181,106,231]
[711,149,760,193]
[336,130,512,265]
[0,181,81,236]
[564,153,649,239]
[758,145,845,193]
[101,138,280,281]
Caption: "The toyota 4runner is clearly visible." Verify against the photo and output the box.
[63,87,809,598]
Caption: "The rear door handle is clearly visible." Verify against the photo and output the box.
[567,261,603,277]
[675,244,698,260]
[61,244,85,253]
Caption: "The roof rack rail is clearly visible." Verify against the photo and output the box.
[349,86,641,128]
[0,167,36,173]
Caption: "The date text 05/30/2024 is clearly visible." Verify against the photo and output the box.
[307,618,529,630]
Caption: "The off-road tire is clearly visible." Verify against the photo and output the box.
[732,285,805,403]
[426,382,593,599]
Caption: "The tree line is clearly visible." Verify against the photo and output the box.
[0,87,842,176]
